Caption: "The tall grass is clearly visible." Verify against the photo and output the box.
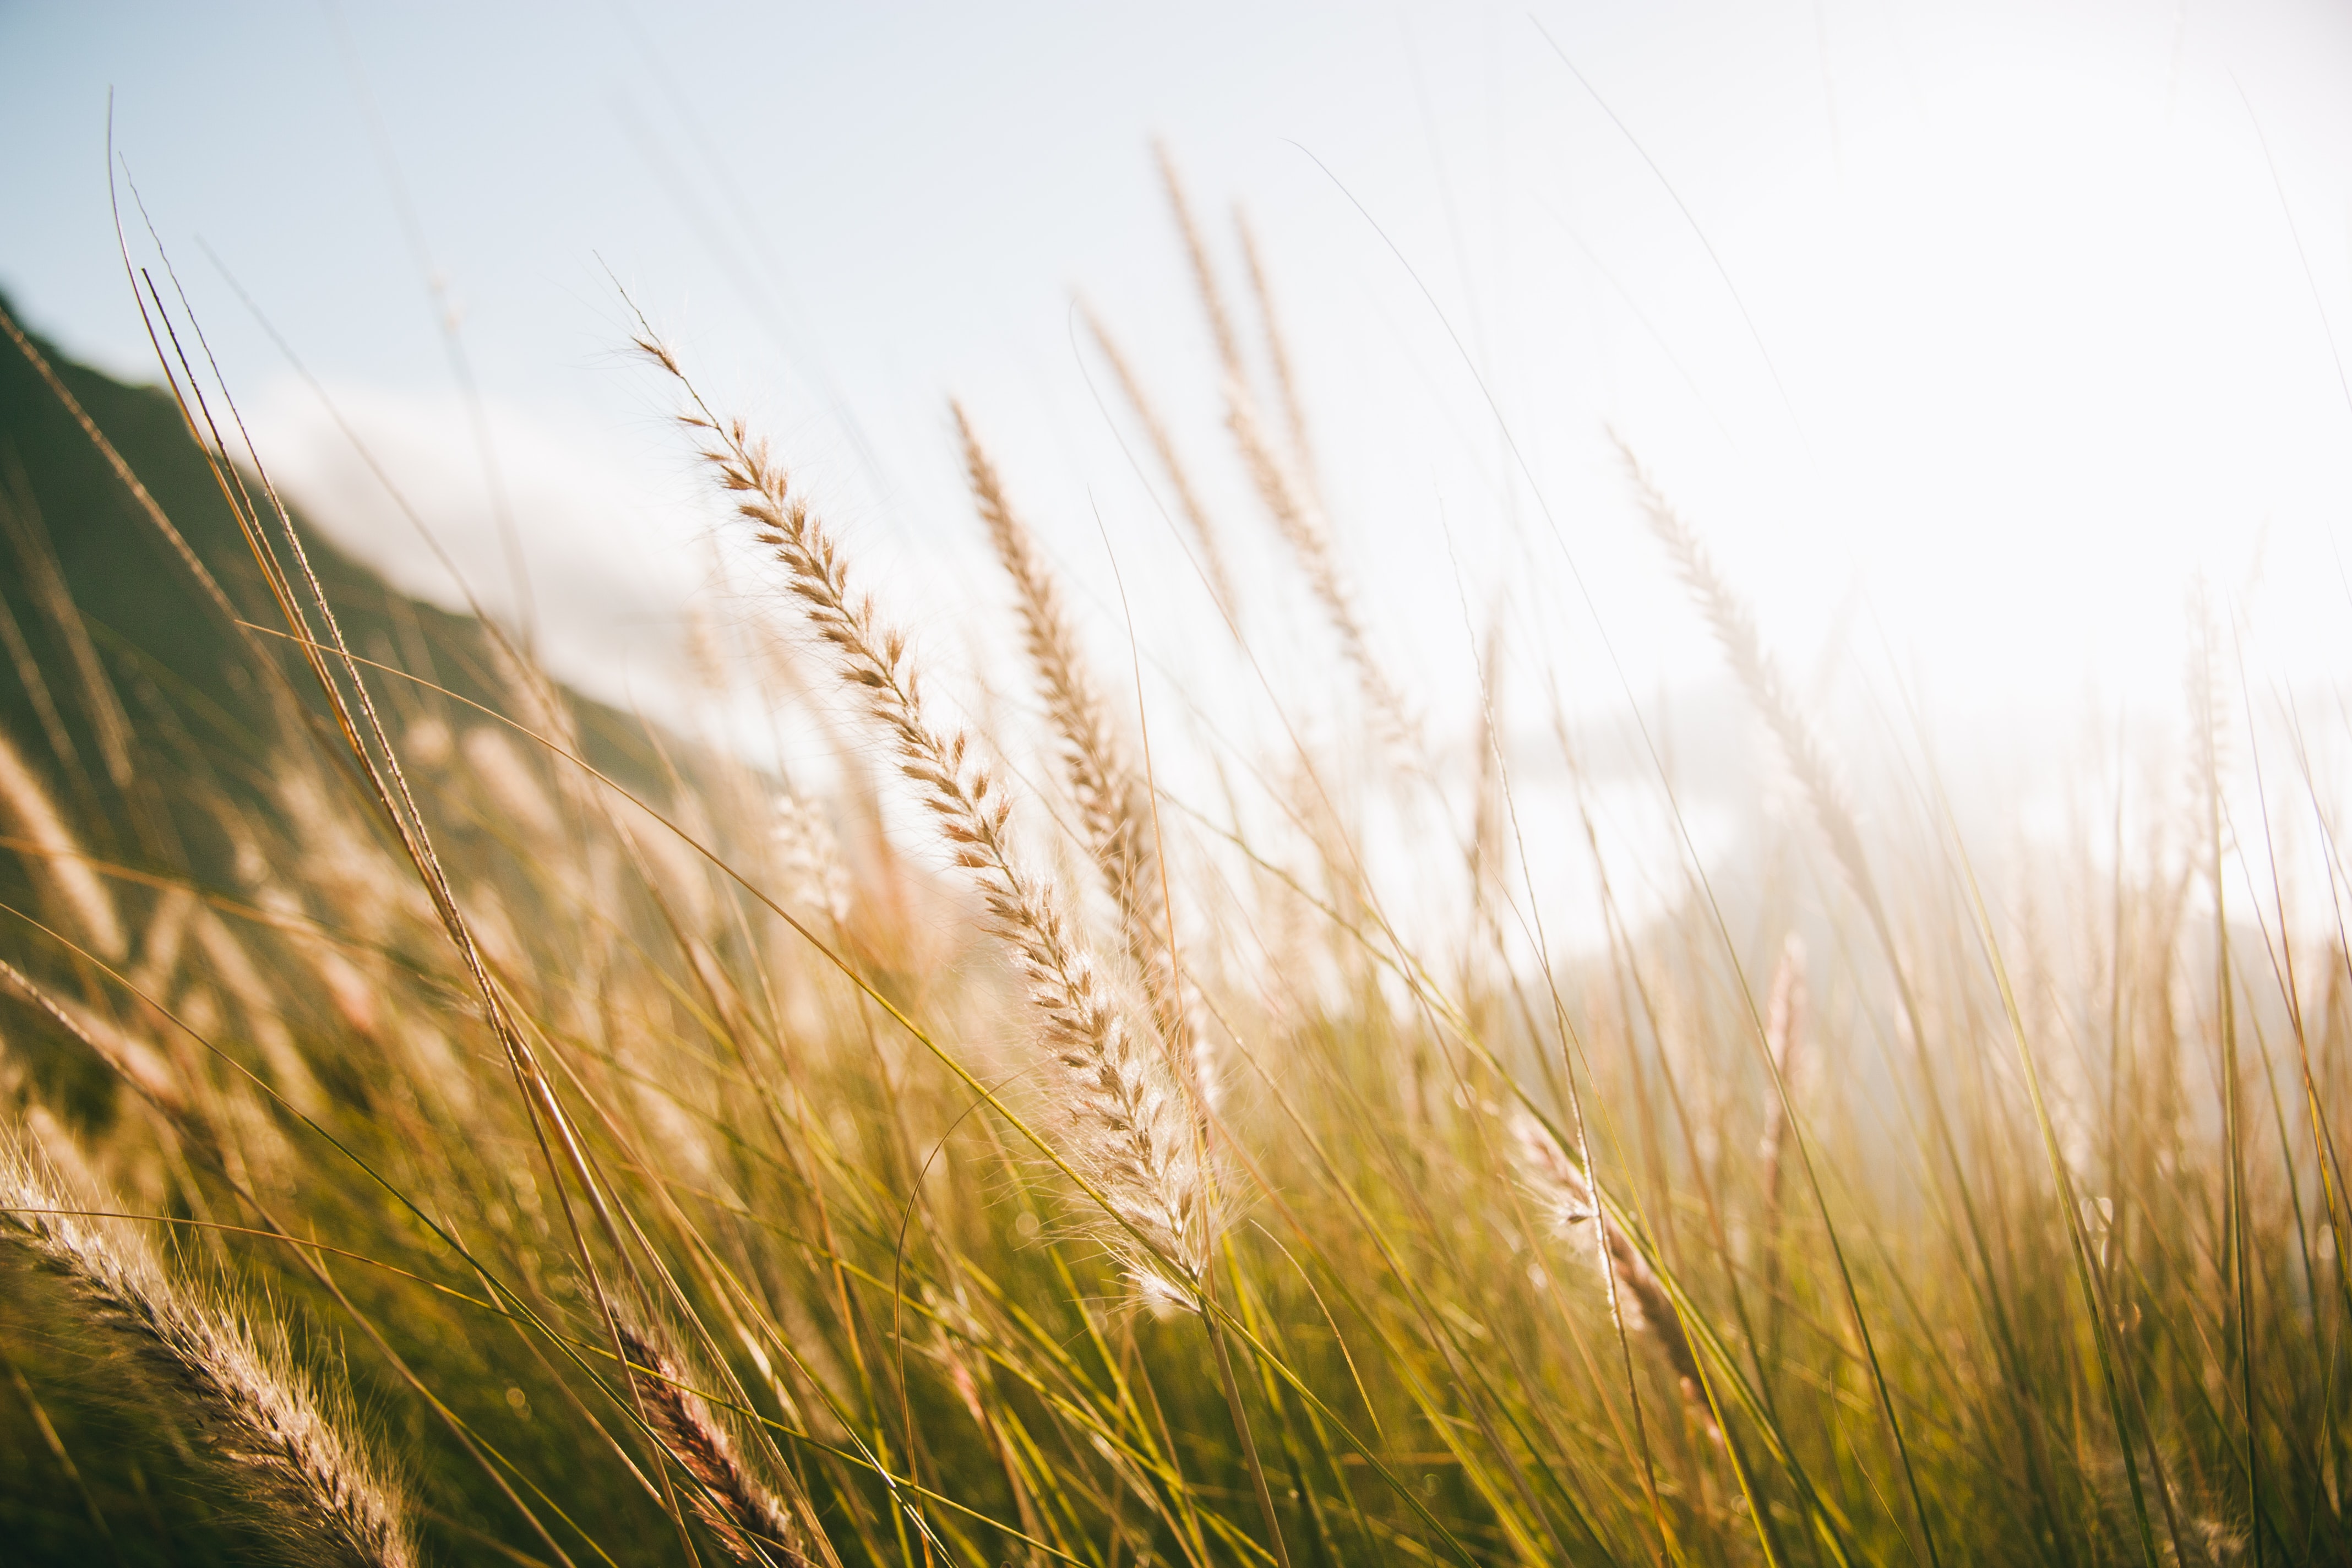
[0,161,2344,1568]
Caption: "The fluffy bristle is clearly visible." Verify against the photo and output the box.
[658,363,1212,1296]
[0,1133,416,1568]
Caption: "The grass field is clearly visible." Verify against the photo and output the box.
[0,157,2344,1568]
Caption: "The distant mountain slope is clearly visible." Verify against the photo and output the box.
[0,290,670,892]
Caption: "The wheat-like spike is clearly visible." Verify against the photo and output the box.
[0,728,125,960]
[616,1321,815,1567]
[1156,143,1246,385]
[1511,1113,1718,1439]
[646,347,1209,1297]
[1159,150,1413,746]
[955,404,1216,1112]
[1468,614,1507,945]
[1077,301,1240,618]
[1227,385,1409,732]
[0,1132,416,1568]
[1233,206,1317,492]
[772,792,852,925]
[1616,435,1874,912]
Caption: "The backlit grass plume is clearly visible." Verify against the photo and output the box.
[955,403,1213,1112]
[1158,145,1414,745]
[1079,301,1240,619]
[0,1131,416,1568]
[638,335,1212,1302]
[616,1319,820,1568]
[1510,1111,1717,1441]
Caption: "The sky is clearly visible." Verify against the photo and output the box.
[9,0,2352,932]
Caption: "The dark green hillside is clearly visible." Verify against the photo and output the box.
[0,291,668,892]
[0,296,711,1564]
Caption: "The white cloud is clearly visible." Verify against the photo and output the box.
[246,378,711,718]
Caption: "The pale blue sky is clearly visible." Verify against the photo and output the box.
[10,0,2352,822]
[3,2,1427,406]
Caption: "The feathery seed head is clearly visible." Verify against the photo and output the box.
[1509,1112,1714,1435]
[1511,1112,1599,1233]
[0,1133,417,1568]
[631,334,681,375]
[617,1320,812,1567]
[650,346,1215,1299]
